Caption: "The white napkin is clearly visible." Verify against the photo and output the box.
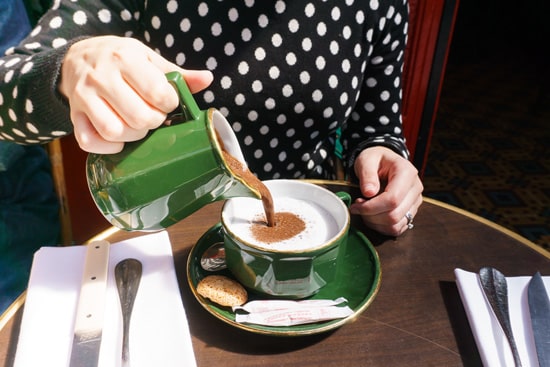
[454,268,550,367]
[14,231,196,367]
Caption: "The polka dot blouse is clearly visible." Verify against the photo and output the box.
[0,0,410,180]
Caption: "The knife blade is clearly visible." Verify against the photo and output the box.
[69,240,110,367]
[528,271,550,367]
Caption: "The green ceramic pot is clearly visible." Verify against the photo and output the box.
[86,72,261,231]
[222,180,351,299]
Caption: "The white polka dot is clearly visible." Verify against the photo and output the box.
[151,16,161,29]
[12,86,17,99]
[248,111,258,121]
[241,28,252,42]
[331,7,341,21]
[165,34,174,48]
[357,11,365,25]
[286,52,297,65]
[52,131,67,137]
[254,47,266,61]
[269,66,280,79]
[71,10,87,25]
[11,129,27,138]
[300,71,310,84]
[221,76,232,89]
[294,103,305,113]
[276,114,287,124]
[166,0,178,14]
[203,91,214,103]
[98,9,111,23]
[265,98,275,109]
[193,38,204,51]
[244,135,253,145]
[121,10,132,21]
[282,84,293,97]
[252,80,263,92]
[235,94,246,106]
[254,149,263,159]
[52,38,67,48]
[366,77,377,87]
[30,26,41,37]
[288,19,299,33]
[323,107,333,118]
[4,70,14,83]
[5,58,21,68]
[224,42,235,56]
[286,128,295,137]
[24,42,40,50]
[198,2,208,16]
[49,16,62,29]
[259,125,269,134]
[271,33,282,47]
[26,122,39,134]
[278,151,287,162]
[25,99,33,113]
[238,61,249,75]
[315,56,326,70]
[269,138,278,148]
[370,0,380,10]
[211,22,222,36]
[330,41,339,55]
[180,18,190,32]
[305,3,315,17]
[317,22,327,36]
[342,59,351,73]
[328,75,338,88]
[175,53,185,65]
[8,109,17,122]
[206,57,217,69]
[340,92,349,105]
[0,93,3,105]
[379,116,389,125]
[258,14,269,28]
[312,90,323,102]
[380,91,390,101]
[302,37,312,51]
[354,43,362,57]
[228,8,239,22]
[264,162,273,172]
[365,103,375,112]
[384,65,394,75]
[275,0,286,13]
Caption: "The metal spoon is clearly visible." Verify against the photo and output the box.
[478,267,522,367]
[115,258,143,367]
[200,242,227,271]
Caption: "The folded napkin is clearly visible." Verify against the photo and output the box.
[455,268,550,367]
[14,231,196,367]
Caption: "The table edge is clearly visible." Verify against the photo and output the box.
[2,195,547,331]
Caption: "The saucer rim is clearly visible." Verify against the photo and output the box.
[186,223,382,336]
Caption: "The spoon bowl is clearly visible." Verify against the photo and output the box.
[200,242,227,271]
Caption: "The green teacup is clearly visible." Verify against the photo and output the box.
[222,180,351,299]
[86,72,261,231]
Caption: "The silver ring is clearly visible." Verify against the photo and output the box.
[405,211,414,230]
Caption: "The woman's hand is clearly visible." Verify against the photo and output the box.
[59,36,213,153]
[350,146,424,236]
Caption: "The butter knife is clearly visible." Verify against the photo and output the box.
[528,272,550,367]
[69,240,110,367]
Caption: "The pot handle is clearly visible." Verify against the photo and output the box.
[336,191,352,207]
[165,71,201,122]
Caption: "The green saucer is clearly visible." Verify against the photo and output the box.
[187,223,381,336]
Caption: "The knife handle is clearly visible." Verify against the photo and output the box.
[73,240,110,333]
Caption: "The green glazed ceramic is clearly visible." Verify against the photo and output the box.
[86,72,261,231]
[187,222,381,336]
[221,180,351,299]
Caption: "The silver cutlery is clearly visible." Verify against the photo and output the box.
[479,267,522,367]
[115,258,143,367]
[528,271,550,367]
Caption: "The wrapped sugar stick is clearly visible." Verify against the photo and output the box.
[232,297,348,313]
[235,305,354,326]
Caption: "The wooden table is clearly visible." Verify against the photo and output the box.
[2,182,549,366]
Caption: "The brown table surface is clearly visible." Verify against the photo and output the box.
[2,181,549,367]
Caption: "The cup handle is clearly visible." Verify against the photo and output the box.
[336,191,352,207]
[165,71,201,122]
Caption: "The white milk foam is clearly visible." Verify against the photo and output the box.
[225,197,340,252]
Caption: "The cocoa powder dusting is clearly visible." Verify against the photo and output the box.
[222,150,275,226]
[250,212,306,244]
